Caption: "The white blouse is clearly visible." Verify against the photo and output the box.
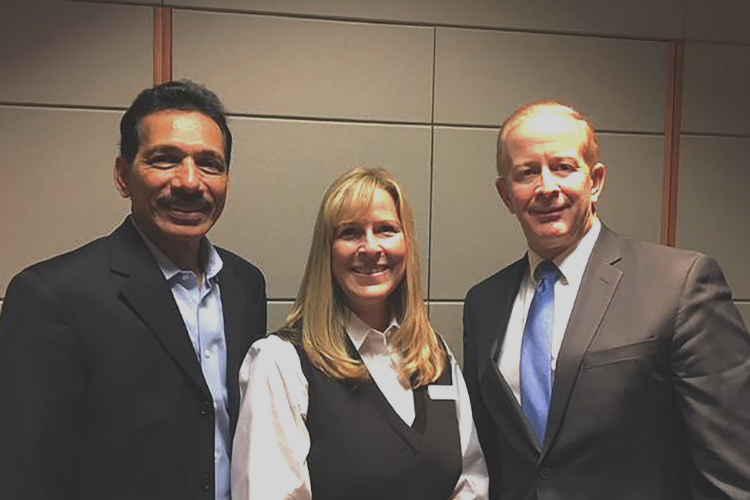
[231,313,489,500]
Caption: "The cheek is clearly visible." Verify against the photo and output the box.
[208,179,229,202]
[330,244,352,276]
[386,238,407,271]
[510,188,533,208]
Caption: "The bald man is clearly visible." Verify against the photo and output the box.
[463,101,750,500]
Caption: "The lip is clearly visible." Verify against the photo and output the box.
[350,265,389,276]
[165,207,208,223]
[531,206,566,217]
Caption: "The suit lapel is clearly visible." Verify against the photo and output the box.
[543,227,623,454]
[217,260,249,429]
[478,257,540,448]
[110,219,210,396]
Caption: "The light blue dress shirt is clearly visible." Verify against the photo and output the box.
[135,224,231,500]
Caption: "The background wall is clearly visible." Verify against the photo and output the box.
[1,0,749,361]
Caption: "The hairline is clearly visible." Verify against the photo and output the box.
[131,109,229,166]
[497,102,598,178]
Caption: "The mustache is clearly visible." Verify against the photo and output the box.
[155,194,212,212]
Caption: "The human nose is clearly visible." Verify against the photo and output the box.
[536,166,560,195]
[358,230,381,255]
[172,158,202,191]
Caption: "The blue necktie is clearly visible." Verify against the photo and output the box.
[521,260,561,444]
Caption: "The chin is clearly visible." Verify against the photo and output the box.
[159,223,211,241]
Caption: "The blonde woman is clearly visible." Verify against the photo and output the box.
[232,168,488,500]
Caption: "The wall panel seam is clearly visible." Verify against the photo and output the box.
[427,27,437,302]
[154,7,173,84]
[169,6,676,43]
[0,103,127,112]
[680,132,750,140]
[218,112,670,134]
[660,40,684,247]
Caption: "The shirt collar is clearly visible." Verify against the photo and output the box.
[526,217,601,287]
[345,309,400,351]
[130,216,224,283]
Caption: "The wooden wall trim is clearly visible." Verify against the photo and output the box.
[153,7,173,84]
[661,40,685,247]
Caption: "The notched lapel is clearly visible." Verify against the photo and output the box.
[477,257,539,448]
[543,228,623,454]
[217,264,249,425]
[110,219,211,396]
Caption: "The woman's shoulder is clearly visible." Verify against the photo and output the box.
[247,333,301,366]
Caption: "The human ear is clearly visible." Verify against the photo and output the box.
[114,156,132,198]
[589,162,606,202]
[496,177,515,214]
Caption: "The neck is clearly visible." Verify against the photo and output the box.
[351,303,389,332]
[135,223,204,278]
[166,240,203,276]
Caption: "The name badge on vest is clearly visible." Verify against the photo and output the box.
[427,384,457,401]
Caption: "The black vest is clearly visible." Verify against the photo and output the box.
[296,344,462,500]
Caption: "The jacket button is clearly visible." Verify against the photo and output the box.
[201,473,211,490]
[538,466,551,479]
[200,401,213,418]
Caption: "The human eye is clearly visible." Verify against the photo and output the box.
[514,166,538,183]
[335,225,361,240]
[197,154,227,174]
[377,222,401,237]
[147,154,180,169]
[552,160,577,175]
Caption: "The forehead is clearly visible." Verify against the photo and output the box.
[336,186,399,224]
[505,111,586,160]
[138,110,225,154]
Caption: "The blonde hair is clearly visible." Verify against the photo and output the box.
[496,101,601,177]
[281,167,445,387]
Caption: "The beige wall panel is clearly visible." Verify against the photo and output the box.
[685,0,750,45]
[430,126,527,301]
[173,11,433,122]
[208,117,432,299]
[682,43,750,136]
[267,301,294,334]
[428,302,464,367]
[596,134,663,243]
[430,127,663,300]
[165,0,682,39]
[0,107,130,294]
[738,303,750,331]
[676,135,750,299]
[0,0,152,107]
[434,28,668,131]
[67,1,161,5]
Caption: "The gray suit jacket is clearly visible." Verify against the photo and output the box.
[463,226,750,500]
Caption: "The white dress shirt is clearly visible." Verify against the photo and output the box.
[499,218,601,403]
[231,312,489,500]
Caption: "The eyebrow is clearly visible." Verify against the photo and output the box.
[514,156,580,167]
[144,145,225,162]
[337,218,401,227]
[552,156,580,163]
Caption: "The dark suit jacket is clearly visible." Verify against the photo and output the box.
[0,218,267,500]
[463,226,750,500]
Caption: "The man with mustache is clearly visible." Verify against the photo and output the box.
[0,80,267,500]
[462,101,750,499]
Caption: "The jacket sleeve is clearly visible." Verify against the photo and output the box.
[462,289,503,499]
[671,256,750,498]
[0,270,86,500]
